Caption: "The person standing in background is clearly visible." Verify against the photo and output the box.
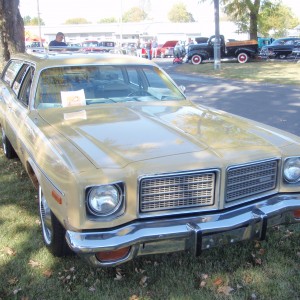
[145,40,152,60]
[136,39,142,57]
[49,32,67,47]
[152,39,158,58]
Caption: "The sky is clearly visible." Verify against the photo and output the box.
[19,0,300,26]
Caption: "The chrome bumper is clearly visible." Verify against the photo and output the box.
[66,194,300,267]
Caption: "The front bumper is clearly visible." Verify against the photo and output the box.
[66,194,300,267]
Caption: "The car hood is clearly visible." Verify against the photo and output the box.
[162,41,178,48]
[38,101,296,169]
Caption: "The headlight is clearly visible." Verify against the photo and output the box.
[283,157,300,183]
[87,185,122,216]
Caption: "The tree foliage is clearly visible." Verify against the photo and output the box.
[23,16,45,26]
[222,0,262,40]
[64,18,90,24]
[97,17,117,24]
[168,2,195,23]
[258,2,299,37]
[218,0,299,40]
[0,0,25,70]
[122,7,147,22]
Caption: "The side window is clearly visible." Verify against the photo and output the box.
[2,60,23,86]
[127,68,139,85]
[19,67,34,107]
[12,64,30,95]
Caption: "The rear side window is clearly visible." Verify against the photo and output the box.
[2,60,24,86]
[12,64,30,95]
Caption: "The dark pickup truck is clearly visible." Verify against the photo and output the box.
[187,35,258,64]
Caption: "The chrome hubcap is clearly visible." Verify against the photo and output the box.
[39,186,52,244]
[1,128,7,155]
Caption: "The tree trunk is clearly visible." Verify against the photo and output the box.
[0,0,25,71]
[248,0,260,40]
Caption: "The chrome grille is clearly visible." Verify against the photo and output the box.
[226,160,278,202]
[140,172,215,212]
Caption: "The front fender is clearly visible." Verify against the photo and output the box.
[188,50,210,60]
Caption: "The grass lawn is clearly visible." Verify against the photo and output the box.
[0,139,299,300]
[177,60,300,86]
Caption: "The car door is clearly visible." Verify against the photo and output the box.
[4,62,34,157]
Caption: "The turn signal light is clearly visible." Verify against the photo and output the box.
[96,247,131,262]
[293,209,300,218]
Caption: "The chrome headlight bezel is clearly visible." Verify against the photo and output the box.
[86,183,124,217]
[283,157,300,183]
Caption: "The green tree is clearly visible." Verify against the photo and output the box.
[222,0,264,40]
[258,2,299,37]
[23,16,45,26]
[168,2,195,23]
[122,7,147,22]
[211,0,299,40]
[98,17,117,23]
[64,18,90,24]
[0,0,25,70]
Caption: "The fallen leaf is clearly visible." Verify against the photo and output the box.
[217,285,234,295]
[2,247,16,256]
[139,275,148,287]
[13,288,22,295]
[255,258,262,265]
[8,277,18,285]
[129,295,140,300]
[114,273,123,281]
[135,268,145,274]
[201,273,209,280]
[28,260,41,268]
[199,280,206,288]
[43,270,53,278]
[258,248,266,255]
[213,278,223,286]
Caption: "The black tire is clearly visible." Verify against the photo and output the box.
[39,185,72,256]
[1,128,17,159]
[237,52,249,63]
[191,54,203,65]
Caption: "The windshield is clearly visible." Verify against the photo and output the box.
[35,65,185,109]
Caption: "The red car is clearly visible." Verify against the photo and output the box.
[160,40,178,58]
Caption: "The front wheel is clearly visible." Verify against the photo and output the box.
[1,128,17,159]
[237,52,249,63]
[191,54,203,65]
[39,185,71,256]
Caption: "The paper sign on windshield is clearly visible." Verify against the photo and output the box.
[61,89,86,107]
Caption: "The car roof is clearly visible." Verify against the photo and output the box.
[11,52,157,71]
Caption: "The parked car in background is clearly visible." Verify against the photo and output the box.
[160,40,178,58]
[121,42,137,55]
[260,37,300,59]
[187,35,258,64]
[257,37,275,51]
[141,43,163,58]
[1,52,300,268]
[81,40,115,52]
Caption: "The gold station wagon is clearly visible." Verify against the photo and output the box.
[0,52,300,267]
